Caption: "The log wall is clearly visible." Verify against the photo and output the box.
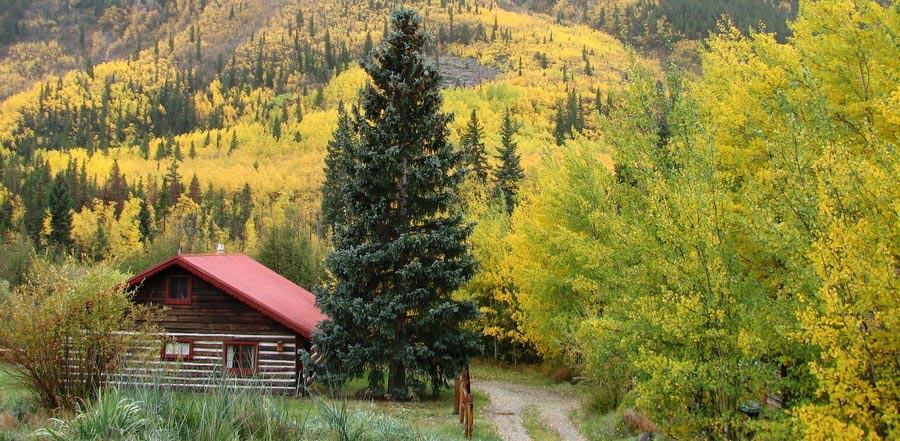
[120,265,305,394]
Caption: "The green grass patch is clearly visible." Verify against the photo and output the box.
[575,407,640,441]
[0,366,26,400]
[470,359,557,387]
[362,388,500,441]
[522,406,564,441]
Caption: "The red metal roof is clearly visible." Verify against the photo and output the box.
[126,254,326,338]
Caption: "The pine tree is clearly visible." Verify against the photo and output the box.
[189,140,197,158]
[310,9,478,400]
[188,174,201,203]
[48,173,74,250]
[321,102,357,230]
[228,130,238,154]
[137,199,153,244]
[22,162,51,246]
[271,116,282,140]
[493,109,525,214]
[363,31,374,57]
[165,159,183,205]
[553,102,567,145]
[173,142,183,161]
[460,109,490,182]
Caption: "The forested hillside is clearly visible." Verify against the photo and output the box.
[0,0,638,280]
[520,0,797,66]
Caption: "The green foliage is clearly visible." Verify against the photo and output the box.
[47,173,74,250]
[492,109,524,215]
[255,223,325,289]
[0,233,34,287]
[508,1,899,438]
[460,109,490,183]
[311,9,479,400]
[36,389,149,440]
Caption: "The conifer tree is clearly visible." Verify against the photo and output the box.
[228,130,238,154]
[493,109,525,214]
[22,162,50,246]
[321,102,357,230]
[188,174,201,203]
[311,8,478,400]
[165,159,182,205]
[137,199,153,245]
[460,109,489,182]
[48,173,74,250]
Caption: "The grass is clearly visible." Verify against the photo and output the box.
[470,359,584,396]
[0,367,26,399]
[575,408,641,441]
[363,388,501,441]
[4,359,640,441]
[0,364,501,441]
[522,405,564,441]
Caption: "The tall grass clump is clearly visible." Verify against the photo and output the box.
[34,389,148,440]
[31,375,462,440]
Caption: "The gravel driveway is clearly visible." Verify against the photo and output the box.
[473,379,586,441]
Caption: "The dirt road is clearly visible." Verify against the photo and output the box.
[473,379,586,441]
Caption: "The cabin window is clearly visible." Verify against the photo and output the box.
[165,275,191,304]
[161,338,193,360]
[224,342,257,374]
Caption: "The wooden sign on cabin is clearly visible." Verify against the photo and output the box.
[118,252,327,395]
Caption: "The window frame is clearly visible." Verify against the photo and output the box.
[164,275,192,305]
[160,337,194,361]
[223,341,258,375]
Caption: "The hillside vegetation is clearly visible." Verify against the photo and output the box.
[0,0,638,268]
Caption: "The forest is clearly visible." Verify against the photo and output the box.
[0,0,897,440]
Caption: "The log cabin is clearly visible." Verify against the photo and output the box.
[119,253,326,395]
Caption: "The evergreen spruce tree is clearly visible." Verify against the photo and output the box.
[188,174,202,202]
[228,130,239,154]
[492,109,525,214]
[460,109,489,182]
[165,159,183,205]
[22,162,51,246]
[137,199,154,245]
[48,173,74,250]
[321,102,357,230]
[310,8,478,400]
[553,102,567,145]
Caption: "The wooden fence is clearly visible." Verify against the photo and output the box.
[454,367,474,439]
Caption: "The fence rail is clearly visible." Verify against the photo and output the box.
[453,367,474,439]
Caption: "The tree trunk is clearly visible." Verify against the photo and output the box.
[388,314,407,398]
[388,358,406,399]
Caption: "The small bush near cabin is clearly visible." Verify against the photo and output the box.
[0,260,159,409]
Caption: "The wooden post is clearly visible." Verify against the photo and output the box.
[454,377,461,415]
[459,388,466,424]
[464,393,474,439]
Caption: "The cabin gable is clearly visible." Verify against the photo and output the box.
[133,265,297,335]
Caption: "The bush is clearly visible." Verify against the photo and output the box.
[0,234,33,287]
[0,259,159,409]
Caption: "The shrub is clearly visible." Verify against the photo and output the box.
[622,408,657,433]
[0,259,159,409]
